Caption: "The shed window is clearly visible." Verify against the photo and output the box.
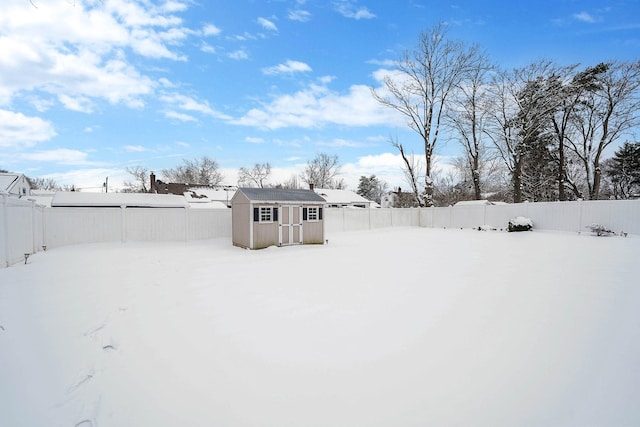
[303,207,322,222]
[254,206,278,223]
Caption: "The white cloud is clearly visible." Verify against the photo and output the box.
[245,137,265,144]
[573,11,596,23]
[124,145,148,152]
[164,110,197,122]
[160,93,231,120]
[201,42,216,53]
[231,74,405,130]
[0,0,190,110]
[228,49,249,60]
[334,1,376,20]
[0,109,56,149]
[288,10,311,22]
[202,23,222,36]
[257,17,278,32]
[262,60,312,75]
[57,94,94,113]
[19,148,91,165]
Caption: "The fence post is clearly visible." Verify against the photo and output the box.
[31,199,37,254]
[1,194,8,268]
[121,205,126,243]
[185,207,190,242]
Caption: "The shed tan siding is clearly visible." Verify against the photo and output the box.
[302,204,325,244]
[232,193,250,248]
[252,203,278,249]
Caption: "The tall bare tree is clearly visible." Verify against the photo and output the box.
[300,153,345,189]
[566,60,640,199]
[485,61,560,202]
[372,22,479,206]
[446,50,495,200]
[389,136,424,207]
[547,63,608,200]
[238,163,272,188]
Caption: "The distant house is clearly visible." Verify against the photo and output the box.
[231,188,326,250]
[0,173,30,198]
[381,188,420,208]
[314,188,378,208]
[188,186,237,207]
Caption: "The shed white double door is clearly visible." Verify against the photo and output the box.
[278,205,302,246]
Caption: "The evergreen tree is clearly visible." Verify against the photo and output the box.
[356,175,388,204]
[605,142,640,199]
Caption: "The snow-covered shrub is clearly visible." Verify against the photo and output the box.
[508,216,532,232]
[587,223,615,237]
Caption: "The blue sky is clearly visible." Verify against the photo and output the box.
[1,0,639,191]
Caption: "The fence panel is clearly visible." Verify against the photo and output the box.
[188,209,232,240]
[45,207,122,248]
[1,197,38,267]
[580,200,640,235]
[125,208,187,241]
[484,204,530,230]
[391,208,420,227]
[450,206,485,229]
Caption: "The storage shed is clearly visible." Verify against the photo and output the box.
[231,188,326,249]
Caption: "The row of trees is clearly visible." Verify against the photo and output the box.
[122,153,348,193]
[372,22,640,206]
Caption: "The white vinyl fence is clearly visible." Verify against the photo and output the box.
[1,198,639,268]
[1,195,46,268]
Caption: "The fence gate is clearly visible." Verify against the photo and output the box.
[279,205,302,246]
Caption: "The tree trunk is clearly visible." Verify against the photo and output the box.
[513,158,523,203]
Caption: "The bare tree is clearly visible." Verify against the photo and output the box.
[485,61,560,202]
[300,153,345,189]
[123,165,150,193]
[28,176,60,191]
[389,136,424,206]
[161,156,224,186]
[566,60,640,199]
[446,50,495,200]
[238,163,271,188]
[274,174,302,189]
[372,22,479,206]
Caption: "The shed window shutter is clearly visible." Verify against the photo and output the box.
[303,207,307,221]
[253,207,259,222]
[319,207,323,220]
[273,207,278,222]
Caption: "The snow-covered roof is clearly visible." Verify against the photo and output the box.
[235,188,326,203]
[51,192,190,208]
[314,188,374,206]
[0,173,20,192]
[454,200,504,207]
[188,187,237,204]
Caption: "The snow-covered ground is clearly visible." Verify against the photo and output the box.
[1,227,639,427]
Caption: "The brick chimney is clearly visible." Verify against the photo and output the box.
[309,183,315,191]
[150,171,156,193]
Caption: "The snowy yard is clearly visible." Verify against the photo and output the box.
[1,227,639,427]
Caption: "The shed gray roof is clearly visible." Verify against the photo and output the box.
[237,187,326,203]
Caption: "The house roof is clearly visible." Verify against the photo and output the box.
[51,192,190,208]
[453,200,508,207]
[235,187,326,203]
[0,173,21,192]
[314,188,373,205]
